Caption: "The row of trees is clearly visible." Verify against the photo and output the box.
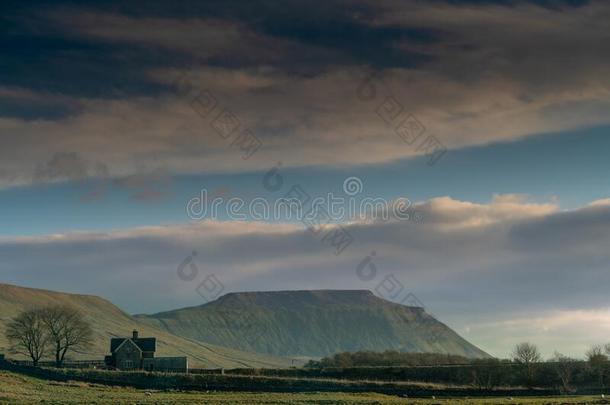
[306,351,470,368]
[511,342,610,392]
[4,306,93,367]
[307,342,610,393]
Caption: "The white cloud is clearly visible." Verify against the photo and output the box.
[467,309,610,359]
[2,195,610,357]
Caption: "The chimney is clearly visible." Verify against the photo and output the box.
[132,330,139,340]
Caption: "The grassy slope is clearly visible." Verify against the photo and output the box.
[0,370,603,404]
[135,290,489,359]
[0,283,293,369]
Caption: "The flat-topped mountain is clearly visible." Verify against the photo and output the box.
[0,283,296,368]
[136,290,489,359]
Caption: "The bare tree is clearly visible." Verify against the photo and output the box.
[550,351,577,394]
[5,309,49,366]
[471,358,507,391]
[586,345,608,394]
[41,306,93,367]
[512,342,542,387]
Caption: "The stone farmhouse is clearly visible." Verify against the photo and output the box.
[105,330,188,372]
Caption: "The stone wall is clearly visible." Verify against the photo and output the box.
[142,356,188,373]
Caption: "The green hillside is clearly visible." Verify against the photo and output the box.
[0,283,295,369]
[135,290,489,359]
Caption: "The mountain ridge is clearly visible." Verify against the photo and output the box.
[144,290,424,315]
[136,289,490,359]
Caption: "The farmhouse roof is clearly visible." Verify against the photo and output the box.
[111,337,156,353]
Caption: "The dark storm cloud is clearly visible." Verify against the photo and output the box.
[1,0,609,189]
[0,0,440,101]
[0,7,182,100]
[432,0,588,6]
[0,0,598,99]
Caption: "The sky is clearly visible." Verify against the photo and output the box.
[1,0,610,359]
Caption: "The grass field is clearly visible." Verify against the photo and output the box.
[0,371,607,404]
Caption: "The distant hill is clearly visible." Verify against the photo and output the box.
[0,283,295,368]
[135,290,489,359]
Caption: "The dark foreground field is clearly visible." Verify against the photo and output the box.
[0,371,607,405]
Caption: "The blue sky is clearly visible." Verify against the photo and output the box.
[2,0,610,358]
[1,124,608,236]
